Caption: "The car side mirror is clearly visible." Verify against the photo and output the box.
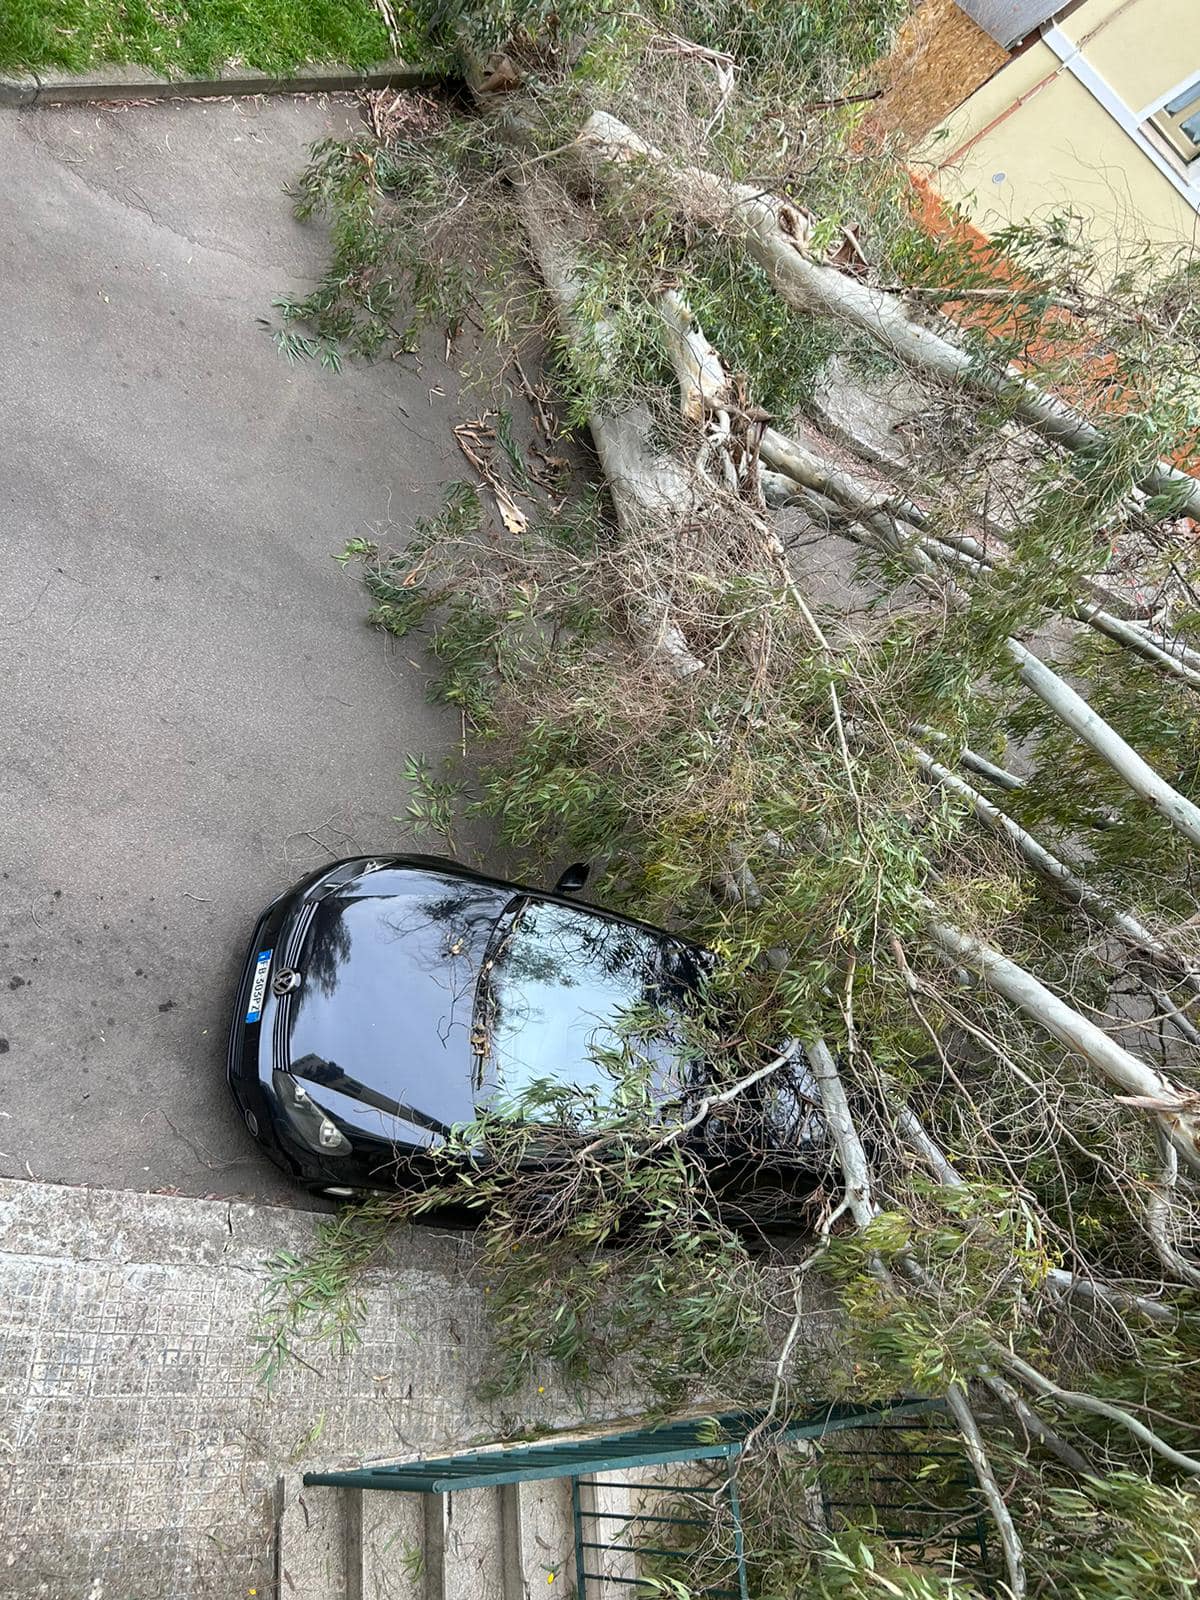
[554,862,589,894]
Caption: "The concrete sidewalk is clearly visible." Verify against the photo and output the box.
[0,1179,563,1599]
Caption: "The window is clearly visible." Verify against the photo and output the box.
[1148,77,1200,171]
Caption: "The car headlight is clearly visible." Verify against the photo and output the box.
[272,1071,350,1154]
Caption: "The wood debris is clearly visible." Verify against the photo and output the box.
[454,418,529,534]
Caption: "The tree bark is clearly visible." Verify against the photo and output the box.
[1145,1131,1200,1290]
[810,1042,1027,1599]
[660,288,733,419]
[1005,638,1200,848]
[759,427,928,539]
[945,1384,1028,1598]
[910,724,1025,791]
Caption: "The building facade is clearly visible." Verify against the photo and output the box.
[888,0,1200,256]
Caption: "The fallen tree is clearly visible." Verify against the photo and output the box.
[574,109,1200,524]
[610,259,1200,1170]
[577,130,1200,862]
[272,5,1200,1594]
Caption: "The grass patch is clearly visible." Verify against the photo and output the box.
[0,0,411,77]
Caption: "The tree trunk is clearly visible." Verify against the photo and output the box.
[575,111,1200,523]
[915,748,1200,992]
[926,917,1200,1172]
[517,183,705,678]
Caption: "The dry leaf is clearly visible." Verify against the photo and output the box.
[493,483,528,534]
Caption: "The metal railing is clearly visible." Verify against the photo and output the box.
[302,1400,994,1598]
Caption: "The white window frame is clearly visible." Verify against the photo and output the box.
[1140,69,1200,122]
[1040,24,1200,214]
[1142,75,1200,170]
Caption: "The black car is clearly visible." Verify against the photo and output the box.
[228,855,821,1207]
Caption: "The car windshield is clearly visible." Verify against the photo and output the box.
[473,896,708,1107]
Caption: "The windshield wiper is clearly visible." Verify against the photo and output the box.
[469,895,529,1088]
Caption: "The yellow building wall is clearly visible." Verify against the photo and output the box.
[1059,0,1200,112]
[918,0,1200,260]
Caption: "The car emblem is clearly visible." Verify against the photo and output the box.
[271,968,302,996]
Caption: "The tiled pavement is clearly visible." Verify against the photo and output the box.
[0,1181,559,1599]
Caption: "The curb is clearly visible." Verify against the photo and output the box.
[0,56,439,109]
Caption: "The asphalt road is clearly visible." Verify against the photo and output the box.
[0,94,470,1204]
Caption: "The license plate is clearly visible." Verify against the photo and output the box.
[245,950,273,1024]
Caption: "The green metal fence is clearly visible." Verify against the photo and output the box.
[303,1401,994,1598]
[571,1455,750,1600]
[815,1412,996,1594]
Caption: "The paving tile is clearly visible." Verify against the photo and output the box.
[0,1180,544,1599]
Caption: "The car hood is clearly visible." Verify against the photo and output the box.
[282,866,511,1148]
